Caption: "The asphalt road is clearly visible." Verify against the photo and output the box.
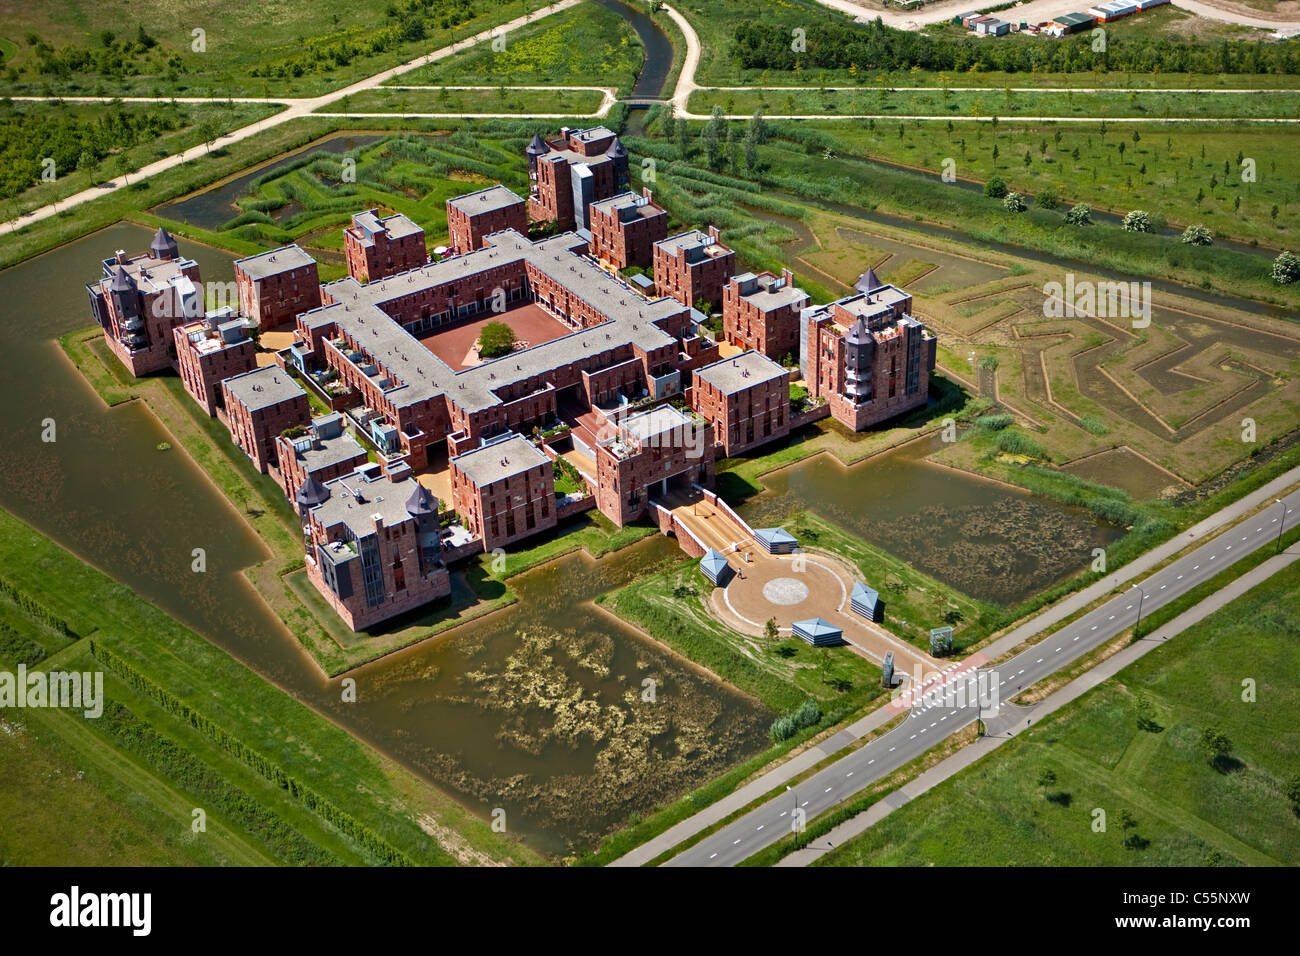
[667,492,1296,867]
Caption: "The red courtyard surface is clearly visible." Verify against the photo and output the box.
[416,302,572,371]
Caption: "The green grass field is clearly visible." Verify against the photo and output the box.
[0,0,553,98]
[816,558,1300,866]
[324,87,606,116]
[393,0,644,93]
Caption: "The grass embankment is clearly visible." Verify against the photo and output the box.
[324,87,606,115]
[0,505,543,866]
[815,557,1300,866]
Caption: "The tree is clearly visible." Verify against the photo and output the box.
[1121,209,1153,233]
[1200,727,1232,764]
[674,116,689,159]
[983,175,1007,199]
[1036,187,1060,210]
[477,321,516,358]
[1065,202,1093,226]
[1273,250,1300,285]
[1286,772,1300,810]
[1003,191,1027,213]
[747,107,768,145]
[1135,694,1159,732]
[764,617,779,640]
[743,128,759,172]
[1181,224,1213,246]
[1037,768,1057,788]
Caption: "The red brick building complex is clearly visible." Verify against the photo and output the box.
[692,351,791,457]
[344,210,427,282]
[595,405,715,526]
[450,432,556,551]
[234,245,322,330]
[802,270,937,432]
[173,310,257,416]
[525,126,630,232]
[587,189,667,271]
[654,227,735,311]
[723,269,809,363]
[303,466,451,630]
[220,365,312,477]
[446,186,527,257]
[86,228,202,376]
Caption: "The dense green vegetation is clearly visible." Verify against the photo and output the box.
[731,14,1299,77]
[0,0,550,98]
[395,0,644,92]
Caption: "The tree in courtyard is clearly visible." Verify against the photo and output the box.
[478,321,516,358]
[1181,224,1213,246]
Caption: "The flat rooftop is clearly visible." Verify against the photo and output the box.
[350,210,423,242]
[309,227,687,414]
[656,230,730,260]
[695,350,788,395]
[235,245,317,280]
[732,271,809,312]
[448,185,525,216]
[223,365,305,411]
[451,433,549,487]
[314,469,420,539]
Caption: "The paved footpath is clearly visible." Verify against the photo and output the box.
[779,547,1300,865]
[610,463,1300,866]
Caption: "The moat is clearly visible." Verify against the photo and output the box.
[4,218,1128,854]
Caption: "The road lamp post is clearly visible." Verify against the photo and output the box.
[1131,583,1146,638]
[1276,499,1288,555]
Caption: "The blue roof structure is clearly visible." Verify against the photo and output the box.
[792,617,843,646]
[755,527,798,553]
[700,547,733,586]
[851,581,881,621]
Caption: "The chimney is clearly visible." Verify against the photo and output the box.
[708,225,720,243]
[781,267,794,288]
[115,249,127,265]
[642,186,654,204]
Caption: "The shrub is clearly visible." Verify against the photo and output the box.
[1273,250,1300,285]
[1002,191,1027,213]
[1064,202,1093,226]
[1036,187,1060,210]
[974,412,1014,431]
[983,175,1007,199]
[1122,210,1154,233]
[995,428,1047,459]
[1181,224,1213,246]
[768,698,823,741]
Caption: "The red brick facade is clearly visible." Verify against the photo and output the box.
[449,434,557,552]
[594,406,716,526]
[235,246,322,330]
[87,247,202,376]
[344,211,427,283]
[691,352,791,458]
[173,316,256,416]
[220,367,312,475]
[526,127,628,231]
[446,187,527,257]
[723,269,809,363]
[653,226,736,311]
[588,189,667,271]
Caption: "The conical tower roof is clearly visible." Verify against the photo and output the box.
[109,265,133,293]
[605,136,628,160]
[150,225,178,259]
[405,482,437,517]
[854,268,882,294]
[295,475,330,508]
[525,133,548,157]
[845,317,871,345]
